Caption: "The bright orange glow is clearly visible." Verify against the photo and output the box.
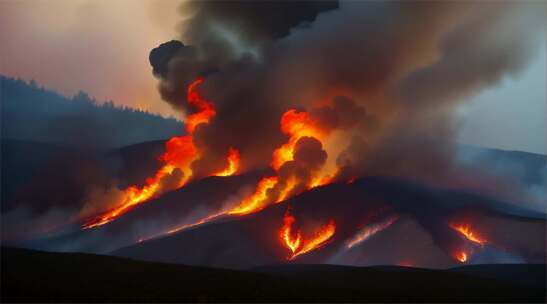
[214,147,240,177]
[228,176,278,215]
[309,174,334,189]
[82,78,213,229]
[133,105,338,239]
[279,209,336,260]
[271,109,325,170]
[450,222,487,245]
[185,77,216,134]
[454,250,468,263]
[83,164,187,229]
[277,177,298,203]
[228,108,333,216]
[281,211,302,253]
[346,215,398,249]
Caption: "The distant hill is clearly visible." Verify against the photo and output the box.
[2,247,544,302]
[0,75,181,148]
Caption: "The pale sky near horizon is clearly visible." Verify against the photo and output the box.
[1,0,545,154]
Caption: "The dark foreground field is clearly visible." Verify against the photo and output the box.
[1,247,545,303]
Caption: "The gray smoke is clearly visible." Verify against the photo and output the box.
[150,1,546,204]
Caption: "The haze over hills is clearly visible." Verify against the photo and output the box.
[0,75,181,149]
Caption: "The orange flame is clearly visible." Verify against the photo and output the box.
[279,209,336,260]
[185,77,216,134]
[134,106,337,239]
[309,174,334,189]
[228,176,278,215]
[281,211,302,253]
[214,147,240,177]
[271,109,325,170]
[449,222,487,245]
[277,177,298,203]
[454,250,468,263]
[228,108,331,216]
[83,77,218,229]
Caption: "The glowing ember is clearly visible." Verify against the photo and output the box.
[454,250,468,263]
[279,209,336,260]
[83,77,217,229]
[214,147,240,177]
[449,222,487,245]
[346,215,398,249]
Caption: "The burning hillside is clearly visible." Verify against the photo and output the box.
[2,1,545,272]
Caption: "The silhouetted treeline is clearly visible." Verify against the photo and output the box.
[0,76,181,148]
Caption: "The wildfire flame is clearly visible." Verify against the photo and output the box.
[346,215,399,249]
[271,109,325,170]
[214,147,240,177]
[454,250,468,263]
[449,222,487,245]
[229,108,332,215]
[228,176,278,215]
[279,209,336,260]
[130,106,337,239]
[276,177,298,203]
[185,77,216,134]
[82,77,232,229]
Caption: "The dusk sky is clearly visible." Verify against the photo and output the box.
[1,0,545,154]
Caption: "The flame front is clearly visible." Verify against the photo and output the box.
[82,77,230,229]
[133,106,338,239]
[214,147,240,177]
[279,209,336,260]
[449,222,487,245]
[228,176,278,215]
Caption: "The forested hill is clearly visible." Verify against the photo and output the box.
[0,76,181,148]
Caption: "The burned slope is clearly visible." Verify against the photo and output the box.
[12,171,265,254]
[112,177,545,269]
[1,139,168,243]
[2,247,544,303]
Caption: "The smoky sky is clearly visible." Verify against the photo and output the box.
[149,1,545,180]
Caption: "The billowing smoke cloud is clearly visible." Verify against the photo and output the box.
[150,1,546,204]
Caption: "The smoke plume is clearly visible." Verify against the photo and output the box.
[150,1,545,201]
